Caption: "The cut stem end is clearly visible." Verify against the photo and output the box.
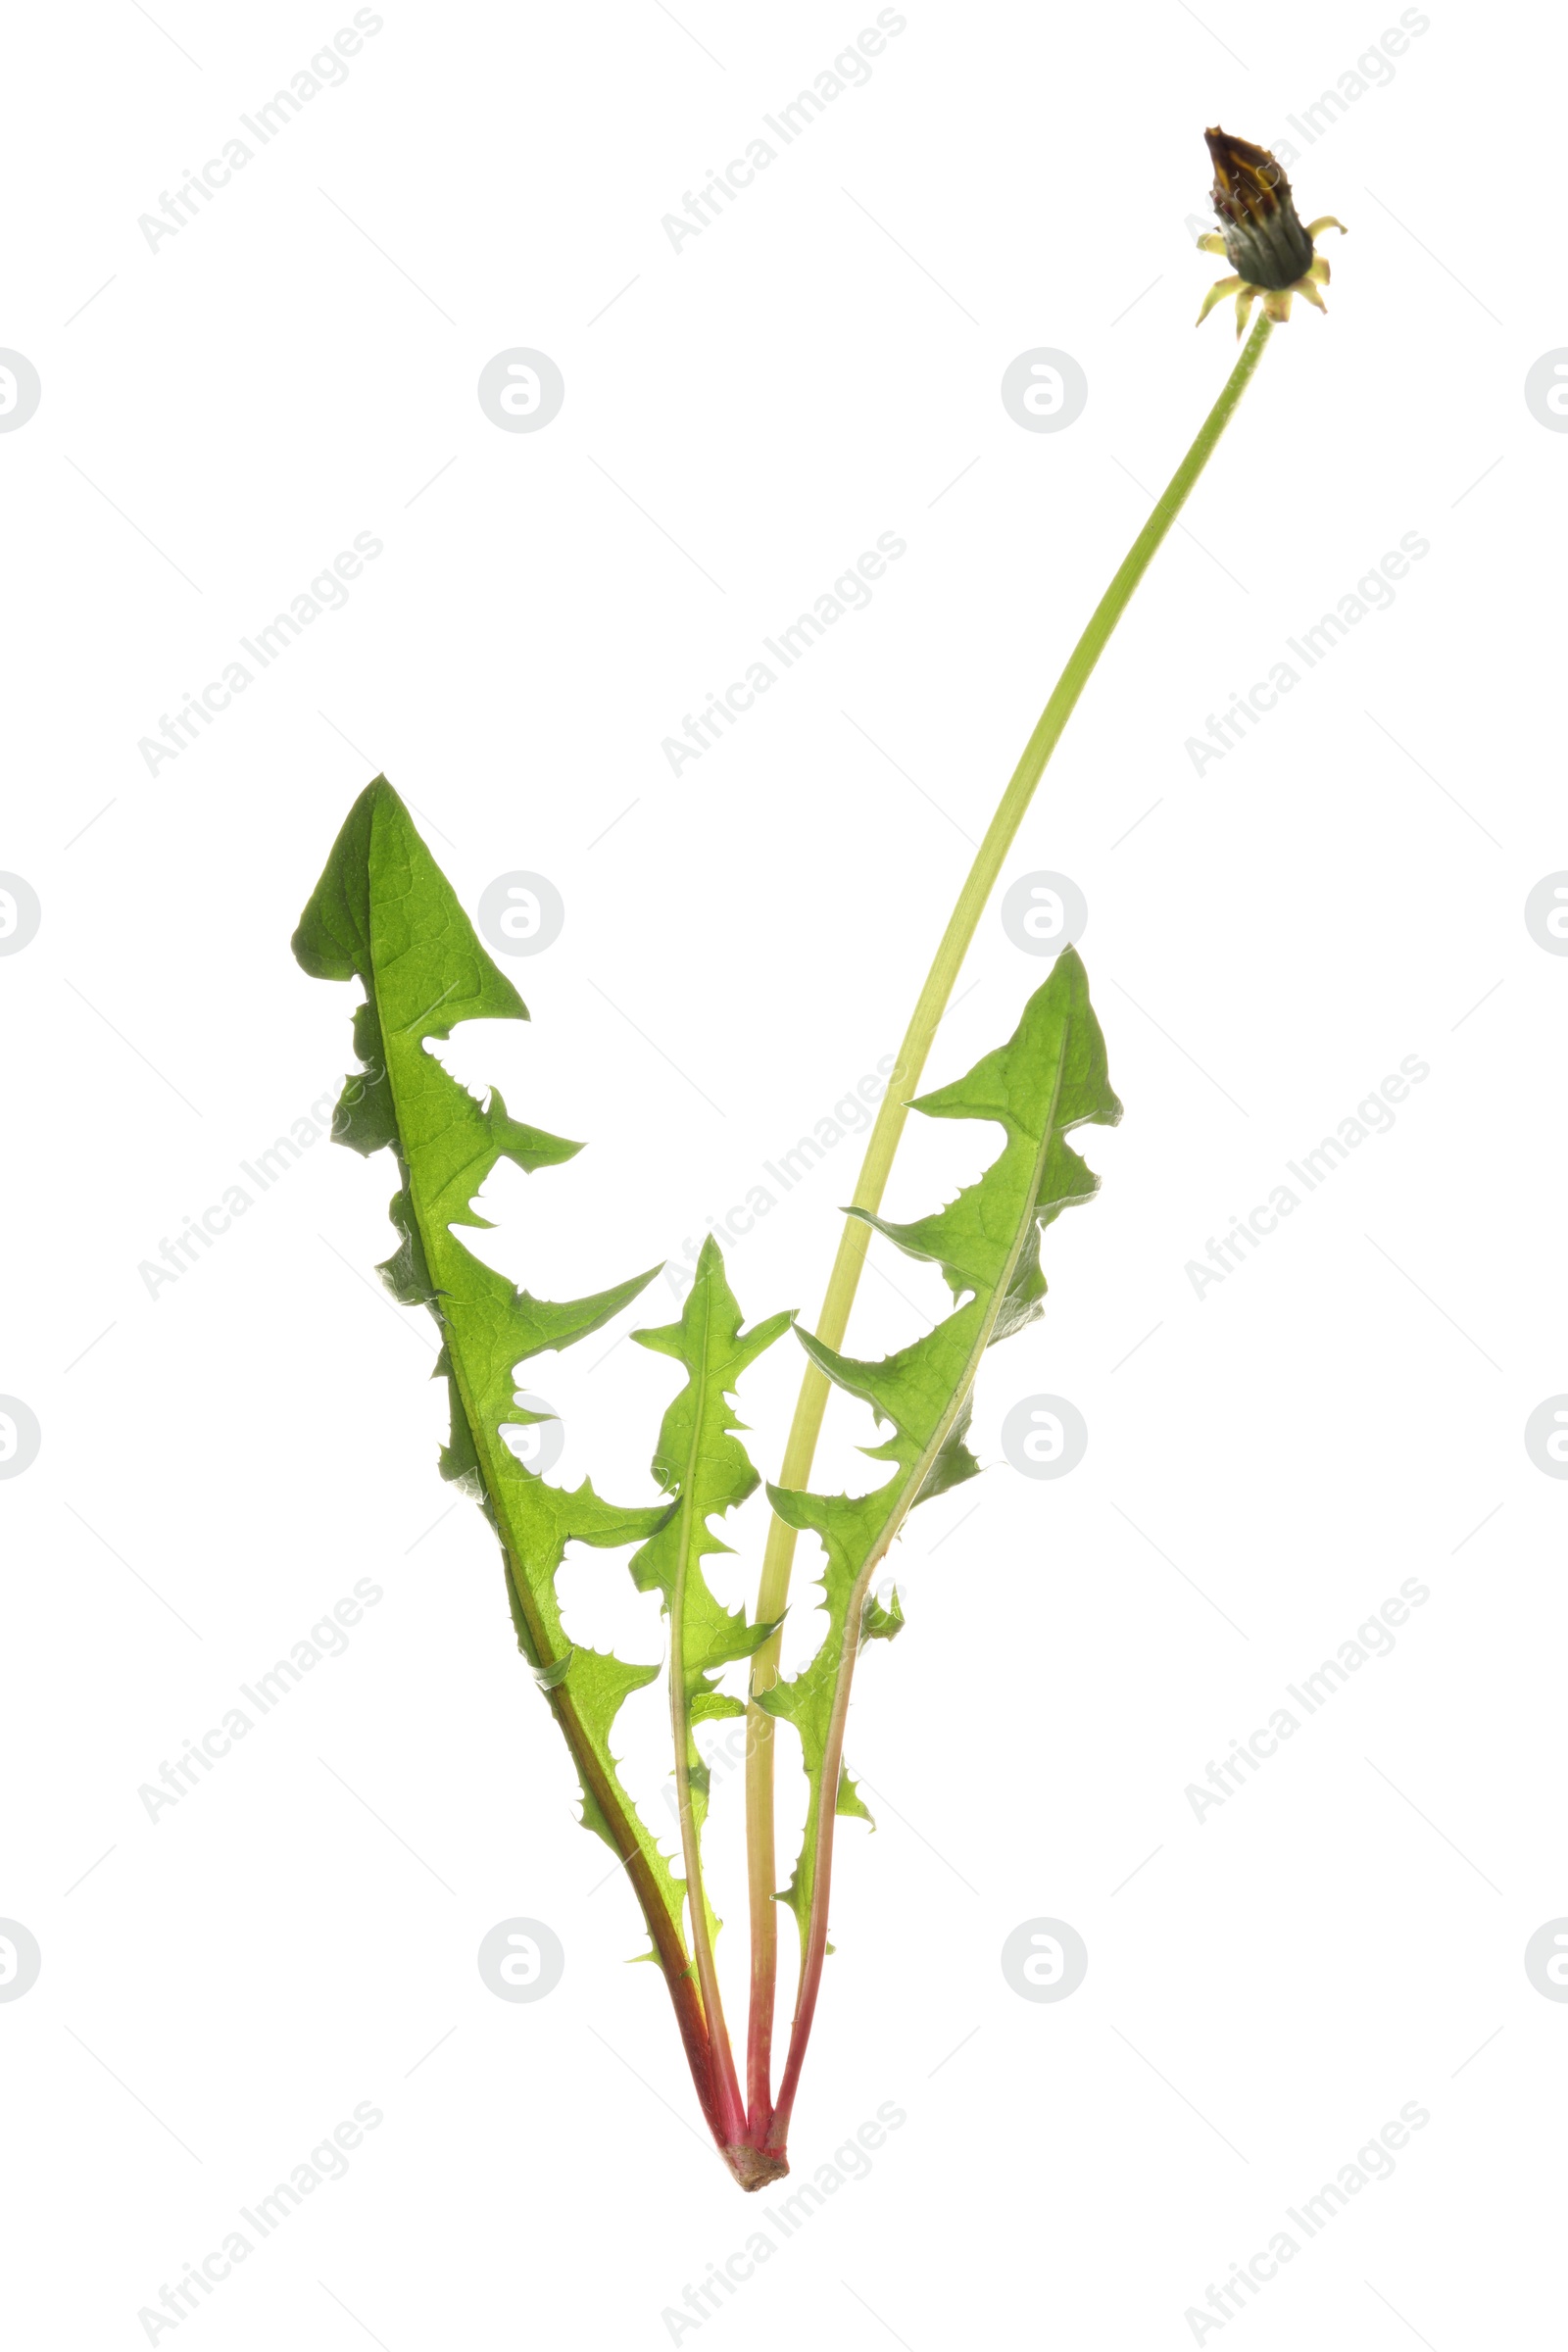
[723,2142,791,2192]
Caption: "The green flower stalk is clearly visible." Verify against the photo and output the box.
[741,128,1347,2157]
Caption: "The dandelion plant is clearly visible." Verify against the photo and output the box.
[294,131,1340,2186]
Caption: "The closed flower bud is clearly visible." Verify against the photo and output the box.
[1205,128,1314,288]
[1196,126,1347,335]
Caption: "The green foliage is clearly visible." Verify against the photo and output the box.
[628,1238,793,1943]
[294,780,1119,2173]
[293,777,685,1956]
[761,948,1120,1951]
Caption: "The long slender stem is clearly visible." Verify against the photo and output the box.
[743,311,1276,2141]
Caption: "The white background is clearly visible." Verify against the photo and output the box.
[3,1,1564,2345]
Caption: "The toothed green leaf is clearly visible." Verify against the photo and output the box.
[836,1763,874,1825]
[627,1235,793,1951]
[762,946,1118,1956]
[294,778,686,1964]
[860,1589,905,1642]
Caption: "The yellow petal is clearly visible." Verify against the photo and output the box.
[1305,216,1348,240]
